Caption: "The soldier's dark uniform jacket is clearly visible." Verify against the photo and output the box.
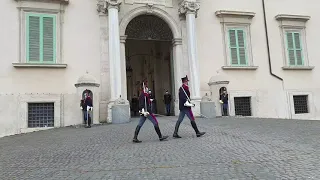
[81,96,93,111]
[164,93,172,104]
[179,84,191,110]
[139,92,152,113]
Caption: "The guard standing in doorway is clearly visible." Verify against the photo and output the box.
[131,95,139,116]
[220,88,229,116]
[164,90,172,116]
[173,75,206,138]
[80,90,93,128]
[132,82,169,143]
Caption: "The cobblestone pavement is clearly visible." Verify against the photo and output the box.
[0,116,320,180]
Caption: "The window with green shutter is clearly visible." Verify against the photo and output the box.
[228,28,247,66]
[286,31,304,66]
[26,13,56,63]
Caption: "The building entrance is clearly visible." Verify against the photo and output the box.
[125,15,174,116]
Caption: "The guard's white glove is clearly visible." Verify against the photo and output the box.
[150,99,154,102]
[80,106,83,110]
[139,108,150,117]
[87,106,93,111]
[184,100,195,107]
[219,100,223,104]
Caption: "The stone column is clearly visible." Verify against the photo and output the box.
[179,0,201,100]
[172,38,183,116]
[107,0,122,101]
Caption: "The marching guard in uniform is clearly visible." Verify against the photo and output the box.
[133,81,169,143]
[173,75,206,138]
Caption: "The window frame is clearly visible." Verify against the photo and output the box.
[222,24,254,68]
[18,94,61,133]
[17,3,64,66]
[282,27,308,67]
[288,91,315,120]
[26,12,57,64]
[227,27,248,66]
[229,91,257,117]
[275,14,312,70]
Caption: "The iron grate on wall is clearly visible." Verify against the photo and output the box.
[28,103,54,128]
[234,97,252,116]
[293,95,309,114]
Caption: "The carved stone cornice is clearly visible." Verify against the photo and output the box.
[14,0,69,4]
[178,0,200,17]
[97,0,122,14]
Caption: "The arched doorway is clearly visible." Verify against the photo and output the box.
[125,15,174,116]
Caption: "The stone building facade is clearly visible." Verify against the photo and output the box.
[0,0,319,137]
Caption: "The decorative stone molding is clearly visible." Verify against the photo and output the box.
[75,73,100,88]
[179,0,200,17]
[120,35,127,43]
[146,3,154,14]
[222,66,258,70]
[97,0,107,14]
[172,38,182,46]
[97,0,122,14]
[275,14,310,27]
[275,14,310,22]
[13,63,67,68]
[215,10,255,24]
[119,6,181,39]
[115,96,126,104]
[282,66,314,70]
[14,0,69,4]
[124,0,173,7]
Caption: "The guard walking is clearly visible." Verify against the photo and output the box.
[133,82,169,143]
[173,75,206,138]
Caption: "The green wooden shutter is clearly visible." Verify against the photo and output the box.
[26,13,56,63]
[229,29,238,65]
[286,31,303,66]
[294,32,303,65]
[27,15,41,62]
[42,16,56,62]
[237,30,247,65]
[228,28,247,66]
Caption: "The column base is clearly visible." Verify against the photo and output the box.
[99,101,108,123]
[107,98,131,124]
[174,99,180,116]
[191,99,201,117]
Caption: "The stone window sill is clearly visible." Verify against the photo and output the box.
[222,66,258,70]
[282,66,314,70]
[13,63,67,68]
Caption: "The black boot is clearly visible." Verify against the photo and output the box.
[223,108,228,116]
[133,126,142,143]
[154,126,168,141]
[191,121,206,137]
[85,116,91,128]
[173,122,182,138]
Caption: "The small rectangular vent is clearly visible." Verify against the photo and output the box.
[234,97,252,116]
[293,95,308,114]
[28,103,54,128]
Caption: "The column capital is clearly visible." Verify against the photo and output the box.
[97,0,122,14]
[120,35,127,43]
[172,38,182,46]
[178,1,200,17]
